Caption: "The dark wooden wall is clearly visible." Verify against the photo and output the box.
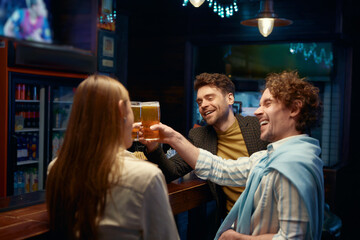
[338,0,360,237]
[118,0,189,135]
[119,0,346,135]
[118,0,359,238]
[51,0,97,53]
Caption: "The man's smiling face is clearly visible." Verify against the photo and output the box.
[254,88,294,142]
[196,85,233,129]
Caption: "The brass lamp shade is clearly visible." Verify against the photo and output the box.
[241,17,293,27]
[189,0,206,8]
[241,0,292,30]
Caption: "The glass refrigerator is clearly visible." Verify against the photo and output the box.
[7,72,83,197]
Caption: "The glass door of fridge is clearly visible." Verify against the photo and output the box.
[12,83,47,196]
[7,73,83,197]
[50,86,76,163]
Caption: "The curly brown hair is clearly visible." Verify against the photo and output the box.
[194,73,235,96]
[265,70,323,134]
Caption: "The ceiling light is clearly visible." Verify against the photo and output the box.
[241,0,292,37]
[189,0,206,8]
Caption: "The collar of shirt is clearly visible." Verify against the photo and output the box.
[267,134,308,156]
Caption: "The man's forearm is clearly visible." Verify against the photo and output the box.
[147,123,200,169]
[168,131,199,169]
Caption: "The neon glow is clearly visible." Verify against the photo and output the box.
[183,0,238,18]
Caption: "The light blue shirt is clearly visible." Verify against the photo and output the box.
[195,135,324,239]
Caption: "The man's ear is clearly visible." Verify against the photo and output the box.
[227,93,235,105]
[290,99,303,118]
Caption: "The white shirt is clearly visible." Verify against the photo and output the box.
[48,152,179,240]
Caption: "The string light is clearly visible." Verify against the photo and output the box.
[289,43,333,67]
[98,10,117,31]
[183,0,238,18]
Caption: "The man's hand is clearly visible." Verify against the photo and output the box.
[219,229,245,240]
[219,230,275,240]
[139,123,199,168]
[150,123,179,145]
[139,123,178,150]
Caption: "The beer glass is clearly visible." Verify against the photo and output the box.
[141,101,160,140]
[131,101,141,141]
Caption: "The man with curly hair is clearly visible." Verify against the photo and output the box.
[146,70,324,239]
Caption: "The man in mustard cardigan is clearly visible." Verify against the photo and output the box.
[143,73,267,238]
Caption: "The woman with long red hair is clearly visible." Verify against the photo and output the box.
[46,74,179,240]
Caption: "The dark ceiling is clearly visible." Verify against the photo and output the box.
[118,0,341,41]
[118,0,344,82]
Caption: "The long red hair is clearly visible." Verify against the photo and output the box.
[46,74,129,239]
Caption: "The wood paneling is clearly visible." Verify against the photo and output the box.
[51,0,97,53]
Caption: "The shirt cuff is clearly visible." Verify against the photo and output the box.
[194,148,213,180]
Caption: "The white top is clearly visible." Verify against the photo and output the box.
[48,151,179,240]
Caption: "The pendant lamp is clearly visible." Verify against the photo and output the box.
[241,0,292,37]
[189,0,206,8]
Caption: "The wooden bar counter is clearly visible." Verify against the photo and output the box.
[0,174,212,239]
[168,175,213,215]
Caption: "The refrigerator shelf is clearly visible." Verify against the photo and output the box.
[15,100,40,103]
[53,100,73,104]
[15,129,40,133]
[17,160,39,166]
[52,128,66,131]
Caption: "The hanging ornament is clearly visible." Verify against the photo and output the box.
[183,0,238,18]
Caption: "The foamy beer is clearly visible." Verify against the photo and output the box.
[141,101,160,140]
[131,101,141,141]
